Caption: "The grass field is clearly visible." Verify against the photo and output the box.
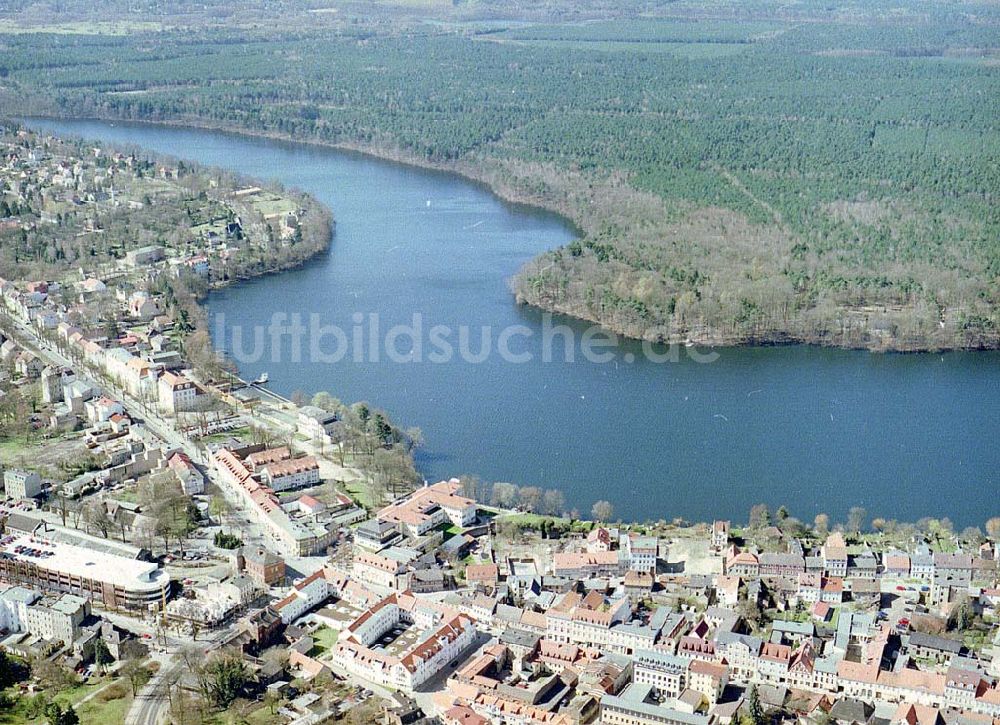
[0,20,163,35]
[309,625,340,657]
[249,193,299,219]
[0,677,131,725]
[343,478,375,509]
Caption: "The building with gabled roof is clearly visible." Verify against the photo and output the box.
[331,591,477,693]
[376,479,476,537]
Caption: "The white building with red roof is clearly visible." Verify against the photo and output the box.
[331,592,477,693]
[167,451,204,495]
[376,479,476,537]
[158,371,201,414]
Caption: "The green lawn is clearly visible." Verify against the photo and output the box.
[74,684,133,724]
[437,522,464,540]
[499,512,569,527]
[343,479,375,509]
[0,437,42,465]
[497,512,594,534]
[249,194,298,218]
[202,426,253,444]
[308,625,340,657]
[203,701,284,725]
[1,676,126,724]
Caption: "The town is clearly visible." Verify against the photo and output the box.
[1,125,1000,725]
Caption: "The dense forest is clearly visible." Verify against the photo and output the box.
[1,0,997,349]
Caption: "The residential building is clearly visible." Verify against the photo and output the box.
[258,456,320,492]
[332,593,478,693]
[553,550,625,579]
[601,683,711,725]
[587,527,613,553]
[622,533,658,573]
[4,469,42,500]
[759,552,805,578]
[376,479,477,537]
[712,521,730,550]
[273,570,330,624]
[22,594,90,644]
[352,551,409,590]
[822,533,849,578]
[158,371,201,413]
[633,649,689,698]
[167,451,204,495]
[237,546,286,587]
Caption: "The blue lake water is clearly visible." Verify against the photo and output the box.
[28,119,1000,528]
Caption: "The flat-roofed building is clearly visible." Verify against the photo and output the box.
[0,586,40,633]
[354,518,402,552]
[0,533,171,611]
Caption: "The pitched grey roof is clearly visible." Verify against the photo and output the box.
[772,619,814,636]
[500,627,540,650]
[908,631,962,654]
[494,604,523,624]
[830,698,874,723]
[760,553,805,568]
[715,631,762,653]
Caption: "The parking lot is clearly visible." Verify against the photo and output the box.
[879,580,930,633]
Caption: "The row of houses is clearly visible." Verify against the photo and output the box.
[212,444,361,556]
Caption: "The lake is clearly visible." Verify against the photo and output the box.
[28,119,1000,528]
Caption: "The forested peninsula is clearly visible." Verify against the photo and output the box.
[1,0,997,350]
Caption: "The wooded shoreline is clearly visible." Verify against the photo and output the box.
[20,111,994,354]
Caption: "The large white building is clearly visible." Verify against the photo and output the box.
[158,371,201,413]
[21,594,90,644]
[0,586,40,634]
[0,533,171,611]
[4,469,42,500]
[376,479,477,537]
[0,587,89,644]
[332,592,477,693]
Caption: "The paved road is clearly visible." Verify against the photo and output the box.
[124,626,235,725]
[125,655,184,725]
[2,316,371,716]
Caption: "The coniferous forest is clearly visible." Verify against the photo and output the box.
[1,0,997,349]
